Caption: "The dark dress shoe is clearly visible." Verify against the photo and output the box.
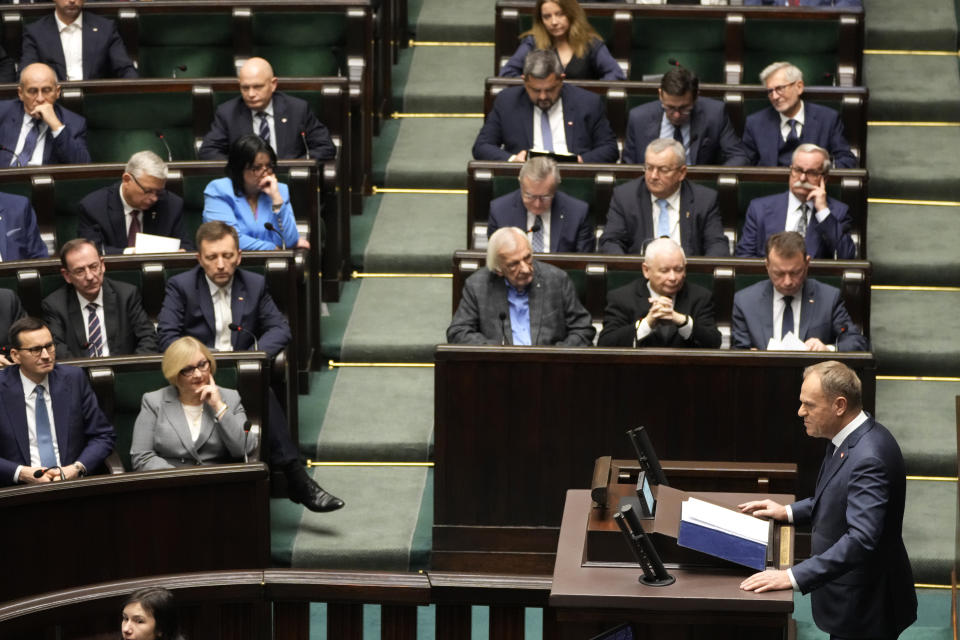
[287,466,345,513]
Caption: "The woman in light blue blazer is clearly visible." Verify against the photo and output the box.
[130,336,255,470]
[201,134,307,251]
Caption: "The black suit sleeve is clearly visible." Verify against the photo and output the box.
[300,108,336,161]
[41,293,80,358]
[0,44,15,83]
[597,286,642,346]
[698,191,730,257]
[125,287,159,354]
[198,108,231,160]
[76,197,124,255]
[597,190,632,254]
[574,215,594,253]
[103,22,138,79]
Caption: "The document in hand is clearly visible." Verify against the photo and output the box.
[677,497,771,571]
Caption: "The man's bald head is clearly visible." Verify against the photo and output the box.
[237,57,278,112]
[18,63,60,115]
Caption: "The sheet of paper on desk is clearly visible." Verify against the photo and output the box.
[134,232,181,253]
[677,497,771,571]
[766,331,807,351]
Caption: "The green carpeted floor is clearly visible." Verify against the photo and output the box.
[363,193,466,273]
[870,290,960,376]
[878,379,960,477]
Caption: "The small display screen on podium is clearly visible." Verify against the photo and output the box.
[636,470,655,517]
[590,623,635,639]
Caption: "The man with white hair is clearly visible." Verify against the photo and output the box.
[736,143,855,259]
[743,61,856,168]
[447,227,595,346]
[77,150,193,254]
[598,237,721,348]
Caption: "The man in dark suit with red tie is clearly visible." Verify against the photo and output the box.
[77,150,194,255]
[739,361,916,640]
[19,0,137,81]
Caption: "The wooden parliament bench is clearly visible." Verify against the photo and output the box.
[433,345,876,573]
[494,1,865,86]
[451,251,873,340]
[483,78,869,167]
[466,161,870,257]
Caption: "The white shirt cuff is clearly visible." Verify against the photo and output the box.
[678,316,693,340]
[814,206,831,223]
[635,318,653,342]
[787,567,800,591]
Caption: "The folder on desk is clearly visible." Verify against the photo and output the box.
[677,497,770,571]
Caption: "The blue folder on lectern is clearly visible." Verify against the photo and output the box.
[677,498,770,571]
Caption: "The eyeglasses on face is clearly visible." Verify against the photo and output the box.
[178,359,211,377]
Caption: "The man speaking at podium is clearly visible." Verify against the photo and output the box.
[738,361,916,639]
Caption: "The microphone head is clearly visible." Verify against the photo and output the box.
[499,312,506,321]
[177,65,187,72]
[668,58,679,67]
[243,420,252,433]
[228,322,240,331]
[263,222,275,231]
[33,468,45,478]
[154,130,164,139]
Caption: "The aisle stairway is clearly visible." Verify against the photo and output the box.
[273,0,957,636]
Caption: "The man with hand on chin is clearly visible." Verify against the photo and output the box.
[738,361,916,640]
[0,317,115,486]
[0,63,91,166]
[598,237,721,348]
[736,144,855,259]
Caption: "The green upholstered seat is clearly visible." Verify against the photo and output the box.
[252,12,347,77]
[83,92,195,163]
[630,18,726,82]
[743,20,841,85]
[137,13,235,79]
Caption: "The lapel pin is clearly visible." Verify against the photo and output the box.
[808,298,814,304]
[567,121,573,126]
[281,117,288,124]
[839,452,845,459]
[92,27,99,32]
[237,297,244,302]
[685,211,690,218]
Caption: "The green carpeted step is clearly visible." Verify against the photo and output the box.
[315,367,433,461]
[871,289,960,376]
[271,497,305,566]
[867,203,960,285]
[793,589,953,639]
[291,465,429,570]
[877,379,960,477]
[865,0,959,51]
[364,193,466,272]
[864,54,960,121]
[413,0,496,42]
[298,368,339,452]
[320,279,362,360]
[340,277,450,362]
[376,117,479,189]
[867,125,960,201]
[903,479,955,585]
[399,45,490,114]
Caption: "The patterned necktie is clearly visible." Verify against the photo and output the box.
[34,385,57,467]
[796,203,809,237]
[531,218,544,253]
[15,119,40,167]
[257,111,270,144]
[781,295,795,337]
[127,210,141,247]
[86,302,103,357]
[673,124,684,146]
[656,198,670,238]
[540,110,553,152]
[786,119,799,143]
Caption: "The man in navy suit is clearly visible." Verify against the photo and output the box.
[0,63,91,166]
[0,289,25,367]
[0,316,116,486]
[0,191,48,260]
[472,49,618,164]
[19,0,137,81]
[599,138,729,256]
[732,231,867,351]
[743,61,856,169]
[488,156,593,253]
[739,361,916,639]
[42,238,158,358]
[198,57,336,162]
[157,221,343,512]
[622,66,749,165]
[77,150,194,255]
[736,144,856,259]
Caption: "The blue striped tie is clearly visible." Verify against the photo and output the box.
[257,112,270,144]
[86,302,103,357]
[14,119,40,167]
[35,385,57,468]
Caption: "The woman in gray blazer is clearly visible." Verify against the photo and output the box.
[131,336,255,470]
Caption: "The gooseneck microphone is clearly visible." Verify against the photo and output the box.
[263,222,286,250]
[499,312,509,346]
[172,64,187,78]
[528,217,542,236]
[300,131,311,160]
[242,420,252,463]
[228,322,260,351]
[155,130,173,162]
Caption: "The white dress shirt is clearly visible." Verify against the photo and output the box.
[532,98,570,155]
[56,12,84,81]
[12,371,61,483]
[12,113,59,167]
[779,101,806,142]
[785,191,831,232]
[771,289,802,342]
[649,188,682,245]
[206,276,234,352]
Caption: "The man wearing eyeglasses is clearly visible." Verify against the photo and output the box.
[76,150,194,255]
[743,61,856,169]
[487,156,593,253]
[0,63,90,166]
[622,66,749,166]
[0,316,116,486]
[599,138,729,256]
[42,238,158,359]
[736,144,855,259]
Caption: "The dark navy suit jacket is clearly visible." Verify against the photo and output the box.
[791,417,916,637]
[42,279,159,359]
[472,84,619,163]
[0,288,24,352]
[598,178,729,256]
[198,92,336,161]
[0,191,48,260]
[735,191,856,259]
[157,265,291,358]
[0,363,116,485]
[743,101,856,168]
[488,189,593,253]
[0,100,91,165]
[77,181,194,255]
[731,277,868,350]
[20,11,137,80]
[622,97,749,165]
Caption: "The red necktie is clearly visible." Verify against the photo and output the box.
[127,210,141,247]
